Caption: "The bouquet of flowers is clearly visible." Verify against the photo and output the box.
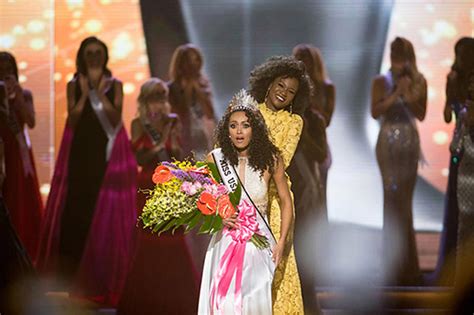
[139,160,269,249]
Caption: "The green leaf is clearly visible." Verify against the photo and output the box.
[209,215,223,234]
[159,218,180,235]
[250,234,270,249]
[206,162,221,183]
[177,211,197,226]
[172,211,198,233]
[229,183,242,207]
[185,212,203,233]
[198,215,215,234]
[195,161,207,168]
[152,219,171,233]
[141,215,150,226]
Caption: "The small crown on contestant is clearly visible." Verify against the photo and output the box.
[227,89,259,113]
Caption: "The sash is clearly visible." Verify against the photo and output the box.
[212,148,276,247]
[88,89,122,161]
[5,99,33,176]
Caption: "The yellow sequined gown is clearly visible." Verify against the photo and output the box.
[259,103,304,314]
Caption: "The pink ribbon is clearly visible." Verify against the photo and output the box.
[210,199,259,315]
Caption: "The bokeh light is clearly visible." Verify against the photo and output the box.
[0,0,148,194]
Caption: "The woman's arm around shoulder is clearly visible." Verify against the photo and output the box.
[271,155,293,265]
[279,113,303,168]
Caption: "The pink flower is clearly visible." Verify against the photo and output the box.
[203,183,229,198]
[181,181,203,196]
[203,184,218,196]
[180,181,193,195]
[217,184,228,196]
[193,181,203,192]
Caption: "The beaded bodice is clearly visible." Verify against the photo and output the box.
[238,157,268,215]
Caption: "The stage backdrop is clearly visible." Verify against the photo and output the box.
[1,0,473,230]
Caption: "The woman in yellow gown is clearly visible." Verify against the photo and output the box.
[249,56,314,314]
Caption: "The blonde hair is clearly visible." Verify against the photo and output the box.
[137,77,169,119]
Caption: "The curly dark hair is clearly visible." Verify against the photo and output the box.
[248,55,313,115]
[215,108,280,177]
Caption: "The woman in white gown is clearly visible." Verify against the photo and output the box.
[198,90,294,314]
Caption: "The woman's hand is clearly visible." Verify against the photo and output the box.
[396,76,411,96]
[98,76,113,96]
[272,241,285,266]
[78,74,90,96]
[4,75,20,100]
[222,213,239,229]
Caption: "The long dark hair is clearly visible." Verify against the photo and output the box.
[248,55,313,115]
[0,51,19,81]
[216,108,280,177]
[75,36,112,77]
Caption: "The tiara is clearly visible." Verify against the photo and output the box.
[227,89,259,113]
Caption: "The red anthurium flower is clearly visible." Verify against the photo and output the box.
[217,195,235,219]
[152,165,173,184]
[197,191,217,215]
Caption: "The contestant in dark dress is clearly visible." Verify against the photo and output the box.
[450,38,474,287]
[293,44,335,221]
[37,36,137,306]
[58,62,111,280]
[433,37,474,285]
[447,51,474,312]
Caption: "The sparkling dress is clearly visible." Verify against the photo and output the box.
[452,109,474,283]
[376,72,421,285]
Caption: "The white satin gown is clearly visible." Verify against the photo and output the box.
[198,157,275,314]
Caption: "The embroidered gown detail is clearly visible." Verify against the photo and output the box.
[258,104,304,314]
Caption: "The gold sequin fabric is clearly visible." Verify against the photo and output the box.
[259,104,304,314]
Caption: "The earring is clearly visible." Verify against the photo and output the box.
[290,103,293,114]
[264,86,271,102]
